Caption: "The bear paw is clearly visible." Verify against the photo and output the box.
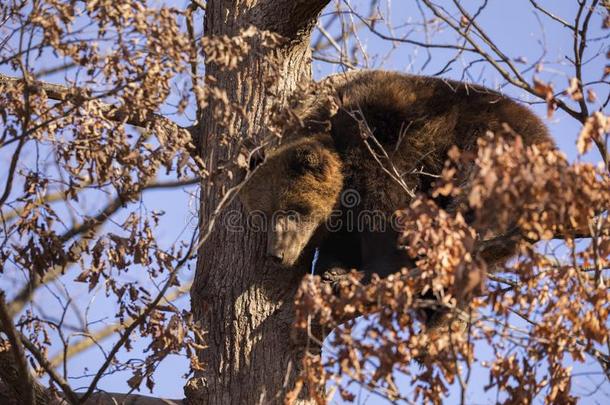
[321,268,363,293]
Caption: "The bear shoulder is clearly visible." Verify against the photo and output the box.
[284,70,551,152]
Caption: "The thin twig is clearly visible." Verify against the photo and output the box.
[529,0,576,30]
[47,281,192,368]
[18,331,80,404]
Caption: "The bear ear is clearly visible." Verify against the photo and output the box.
[330,108,361,150]
[290,144,325,174]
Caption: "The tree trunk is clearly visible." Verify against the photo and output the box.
[188,1,329,404]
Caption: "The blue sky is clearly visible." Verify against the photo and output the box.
[1,0,608,403]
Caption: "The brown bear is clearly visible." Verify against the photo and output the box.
[239,70,551,289]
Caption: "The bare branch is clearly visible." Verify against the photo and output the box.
[17,331,79,405]
[191,0,206,11]
[0,73,173,129]
[60,178,200,244]
[0,137,26,207]
[420,0,584,122]
[262,0,331,39]
[58,197,124,244]
[572,0,599,120]
[508,307,610,382]
[82,393,183,405]
[529,0,576,30]
[78,263,185,404]
[47,281,191,369]
[1,177,200,224]
[33,62,78,78]
[345,3,478,53]
[185,3,204,128]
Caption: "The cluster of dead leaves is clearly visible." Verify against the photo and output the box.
[294,134,609,404]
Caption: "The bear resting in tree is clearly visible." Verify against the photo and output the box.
[239,70,552,318]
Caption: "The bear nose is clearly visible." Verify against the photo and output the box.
[267,251,284,263]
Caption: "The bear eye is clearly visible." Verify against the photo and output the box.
[291,145,325,174]
[287,202,312,215]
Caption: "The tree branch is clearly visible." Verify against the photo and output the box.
[0,138,26,207]
[0,292,35,405]
[47,281,192,369]
[258,0,330,39]
[0,73,176,129]
[59,177,200,244]
[8,236,92,318]
[0,353,50,405]
[7,177,199,317]
[17,331,79,405]
[2,177,200,224]
[419,0,584,122]
[346,2,478,53]
[78,254,194,403]
[0,73,199,157]
[528,0,576,30]
[508,307,610,382]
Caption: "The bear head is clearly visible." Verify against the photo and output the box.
[239,136,343,267]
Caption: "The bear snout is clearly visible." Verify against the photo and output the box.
[266,227,299,267]
[266,215,317,267]
[266,245,284,263]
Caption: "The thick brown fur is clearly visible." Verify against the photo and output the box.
[240,70,552,333]
[289,71,549,214]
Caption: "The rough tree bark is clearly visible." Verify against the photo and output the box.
[188,1,330,404]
